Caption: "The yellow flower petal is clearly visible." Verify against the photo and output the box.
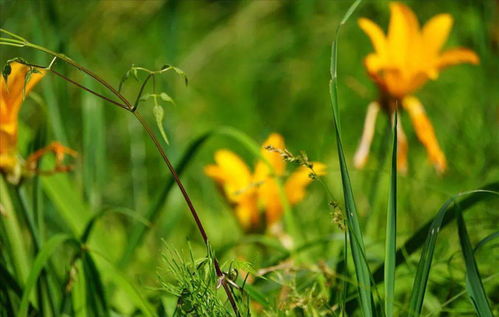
[0,62,46,135]
[258,178,282,227]
[203,149,253,202]
[204,164,225,184]
[436,48,480,69]
[364,54,386,78]
[0,151,17,171]
[360,2,479,99]
[235,196,260,231]
[254,133,286,182]
[0,62,45,174]
[388,2,420,67]
[358,18,387,56]
[206,133,325,231]
[422,14,453,58]
[402,96,446,173]
[252,133,287,227]
[285,162,326,205]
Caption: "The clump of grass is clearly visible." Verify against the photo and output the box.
[257,262,340,316]
[159,245,229,316]
[159,244,250,316]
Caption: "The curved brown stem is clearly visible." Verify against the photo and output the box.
[51,70,129,110]
[133,111,240,315]
[6,38,240,316]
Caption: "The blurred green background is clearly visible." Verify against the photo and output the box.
[1,0,498,314]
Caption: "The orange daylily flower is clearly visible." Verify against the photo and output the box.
[205,133,326,232]
[0,61,77,183]
[354,2,479,174]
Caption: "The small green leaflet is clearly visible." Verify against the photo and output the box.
[153,104,169,145]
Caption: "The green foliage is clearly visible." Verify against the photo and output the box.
[159,246,232,316]
[329,1,374,315]
[0,1,498,316]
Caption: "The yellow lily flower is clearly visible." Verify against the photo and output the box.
[205,133,325,232]
[0,61,77,183]
[354,2,479,174]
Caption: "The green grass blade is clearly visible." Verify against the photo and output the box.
[72,260,88,317]
[81,253,109,316]
[329,0,372,315]
[119,131,212,267]
[0,260,40,315]
[373,183,499,283]
[31,9,68,145]
[81,207,149,244]
[0,261,23,297]
[408,190,498,316]
[474,231,499,253]
[457,209,493,316]
[30,124,47,243]
[12,187,41,251]
[385,112,397,317]
[42,174,92,235]
[0,178,30,284]
[82,77,106,208]
[91,250,155,317]
[346,182,499,312]
[407,198,459,316]
[239,283,271,308]
[17,234,75,317]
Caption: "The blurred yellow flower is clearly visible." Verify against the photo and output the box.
[354,2,479,174]
[205,133,325,232]
[0,62,77,183]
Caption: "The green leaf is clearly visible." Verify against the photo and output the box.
[82,253,109,317]
[71,260,88,317]
[407,198,458,316]
[0,178,30,283]
[346,182,499,313]
[17,234,76,317]
[474,231,499,253]
[153,104,170,145]
[117,72,129,93]
[407,190,498,316]
[131,67,138,80]
[91,251,155,317]
[371,183,499,283]
[80,207,150,244]
[82,77,107,209]
[119,132,212,267]
[385,112,397,317]
[225,259,257,276]
[159,92,175,105]
[328,0,372,315]
[457,209,493,316]
[0,261,23,297]
[41,174,92,235]
[172,66,188,86]
[139,93,153,102]
[240,283,271,308]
